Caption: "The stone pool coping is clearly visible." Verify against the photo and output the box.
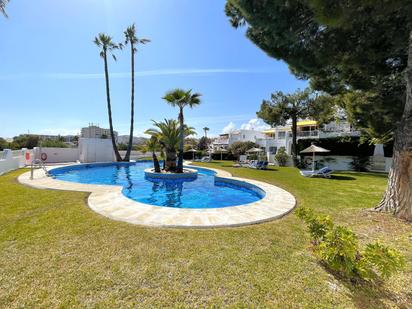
[17,162,296,228]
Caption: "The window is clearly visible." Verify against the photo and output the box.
[278,132,286,139]
[269,147,277,154]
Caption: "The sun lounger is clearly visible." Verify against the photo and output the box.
[300,167,333,178]
[233,159,249,167]
[259,161,268,170]
[248,161,268,170]
[200,156,211,162]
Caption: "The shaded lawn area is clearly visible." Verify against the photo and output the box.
[0,164,411,308]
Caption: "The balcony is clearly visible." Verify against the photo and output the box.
[297,130,319,138]
[213,139,229,145]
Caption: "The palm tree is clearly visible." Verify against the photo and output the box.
[139,136,161,172]
[0,0,9,18]
[162,89,202,173]
[94,33,122,162]
[203,127,209,138]
[146,119,196,172]
[122,24,150,162]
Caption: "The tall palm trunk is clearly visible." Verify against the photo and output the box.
[375,30,412,221]
[291,114,298,167]
[103,49,122,162]
[177,107,184,173]
[124,41,135,162]
[152,151,161,173]
[166,149,177,172]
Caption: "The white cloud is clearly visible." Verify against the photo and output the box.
[220,118,270,135]
[222,122,236,134]
[240,118,270,131]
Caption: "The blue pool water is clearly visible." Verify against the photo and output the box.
[49,162,264,209]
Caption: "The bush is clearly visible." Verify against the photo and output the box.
[229,141,257,159]
[197,136,211,150]
[350,155,371,171]
[275,147,289,166]
[297,136,375,157]
[296,207,405,282]
[39,139,68,148]
[118,143,128,151]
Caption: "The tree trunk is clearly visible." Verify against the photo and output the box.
[103,50,122,162]
[375,31,412,221]
[291,114,298,167]
[124,42,135,162]
[152,151,161,173]
[177,107,184,173]
[165,150,177,172]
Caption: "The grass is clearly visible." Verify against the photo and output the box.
[0,162,411,308]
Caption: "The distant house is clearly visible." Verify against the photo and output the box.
[117,135,147,145]
[212,129,266,152]
[81,124,118,142]
[213,120,360,163]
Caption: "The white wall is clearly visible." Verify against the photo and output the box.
[385,157,393,172]
[79,138,115,163]
[229,130,266,144]
[0,149,26,175]
[33,147,79,163]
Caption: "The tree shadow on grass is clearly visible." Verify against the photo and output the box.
[321,264,410,309]
[330,175,356,181]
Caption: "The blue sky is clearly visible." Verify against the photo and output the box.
[0,0,306,138]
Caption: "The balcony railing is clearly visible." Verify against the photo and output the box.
[297,131,319,138]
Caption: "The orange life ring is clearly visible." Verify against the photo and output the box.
[41,153,48,161]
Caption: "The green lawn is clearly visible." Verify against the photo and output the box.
[0,163,411,308]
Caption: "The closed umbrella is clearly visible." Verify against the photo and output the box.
[246,147,264,153]
[187,148,197,160]
[247,147,264,160]
[216,148,228,160]
[300,144,330,171]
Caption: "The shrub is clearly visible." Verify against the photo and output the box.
[317,226,359,277]
[197,136,211,150]
[358,242,406,281]
[229,141,257,159]
[117,143,128,151]
[350,155,371,171]
[275,147,289,166]
[296,206,405,282]
[39,139,68,148]
[297,136,375,157]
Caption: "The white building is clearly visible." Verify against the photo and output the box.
[81,124,118,142]
[212,129,267,152]
[256,120,360,162]
[213,120,360,163]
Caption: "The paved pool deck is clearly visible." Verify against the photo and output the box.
[18,163,296,228]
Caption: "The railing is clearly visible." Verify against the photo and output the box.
[297,131,319,137]
[213,139,229,145]
[30,159,50,180]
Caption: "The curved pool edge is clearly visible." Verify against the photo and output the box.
[17,162,296,228]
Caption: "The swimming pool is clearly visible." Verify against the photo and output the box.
[49,162,265,209]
